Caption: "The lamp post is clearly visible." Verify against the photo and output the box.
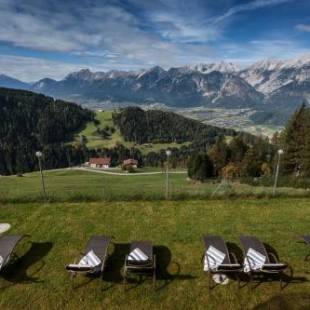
[36,151,46,199]
[165,150,172,199]
[273,149,284,196]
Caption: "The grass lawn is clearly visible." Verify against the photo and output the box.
[0,169,309,203]
[0,199,309,309]
[72,111,190,153]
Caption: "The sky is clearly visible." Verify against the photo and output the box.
[0,0,309,81]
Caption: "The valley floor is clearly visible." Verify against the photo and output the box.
[0,199,309,309]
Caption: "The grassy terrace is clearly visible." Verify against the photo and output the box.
[0,199,309,309]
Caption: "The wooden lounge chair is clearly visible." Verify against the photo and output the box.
[0,235,25,272]
[301,235,310,261]
[123,241,156,287]
[239,236,292,289]
[202,235,242,289]
[66,235,111,279]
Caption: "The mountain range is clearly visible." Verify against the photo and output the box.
[1,55,309,125]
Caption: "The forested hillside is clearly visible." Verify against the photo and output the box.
[0,88,271,176]
[113,107,235,145]
[0,87,94,175]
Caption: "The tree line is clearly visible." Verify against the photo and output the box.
[0,88,93,175]
[2,87,307,181]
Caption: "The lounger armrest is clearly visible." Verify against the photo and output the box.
[268,252,279,263]
[219,263,241,267]
[229,252,239,264]
[66,265,94,272]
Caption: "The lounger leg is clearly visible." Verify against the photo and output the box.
[153,255,156,289]
[123,267,127,290]
[209,273,215,290]
[153,269,156,289]
[70,271,76,281]
[249,273,255,290]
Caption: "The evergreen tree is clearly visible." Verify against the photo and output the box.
[208,138,229,176]
[188,153,213,181]
[240,147,262,177]
[281,103,309,175]
[228,136,248,163]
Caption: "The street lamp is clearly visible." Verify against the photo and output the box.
[36,151,46,199]
[165,150,172,199]
[273,149,284,196]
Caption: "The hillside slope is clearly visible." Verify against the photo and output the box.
[0,87,93,175]
[73,107,258,154]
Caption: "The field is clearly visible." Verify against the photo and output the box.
[73,111,190,153]
[0,199,309,309]
[1,170,310,309]
[1,169,310,203]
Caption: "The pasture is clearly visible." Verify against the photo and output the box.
[0,169,309,203]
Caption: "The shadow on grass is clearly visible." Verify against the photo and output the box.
[154,245,196,291]
[100,244,196,291]
[252,293,310,310]
[0,242,53,290]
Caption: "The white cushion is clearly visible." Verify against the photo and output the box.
[244,248,266,272]
[204,246,226,271]
[0,255,3,269]
[79,250,101,267]
[128,248,149,261]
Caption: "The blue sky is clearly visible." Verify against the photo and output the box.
[0,0,309,81]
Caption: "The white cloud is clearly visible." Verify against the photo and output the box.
[296,24,310,32]
[0,0,214,68]
[212,0,293,24]
[0,55,86,81]
[0,0,307,80]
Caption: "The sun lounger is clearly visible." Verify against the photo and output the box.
[0,235,25,272]
[66,235,111,279]
[239,236,292,289]
[202,235,242,289]
[123,241,156,287]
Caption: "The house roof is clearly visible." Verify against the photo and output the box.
[89,157,111,165]
[123,159,138,165]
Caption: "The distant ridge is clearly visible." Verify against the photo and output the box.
[0,54,309,125]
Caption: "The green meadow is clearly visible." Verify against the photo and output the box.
[1,169,310,203]
[0,199,309,309]
[1,170,310,309]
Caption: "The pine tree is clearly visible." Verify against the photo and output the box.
[208,138,229,176]
[281,103,309,175]
[188,153,213,181]
[301,113,310,176]
[228,136,248,163]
